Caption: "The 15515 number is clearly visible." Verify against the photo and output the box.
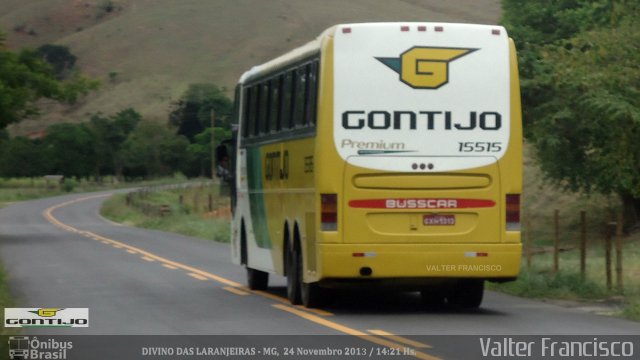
[458,142,502,153]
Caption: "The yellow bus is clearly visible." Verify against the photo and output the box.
[231,22,522,308]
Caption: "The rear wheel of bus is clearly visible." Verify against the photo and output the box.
[449,279,484,308]
[420,286,447,307]
[242,223,268,290]
[286,239,325,308]
[286,241,302,305]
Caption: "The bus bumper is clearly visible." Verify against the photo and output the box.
[315,243,521,282]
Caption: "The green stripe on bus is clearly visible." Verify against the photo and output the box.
[247,146,272,249]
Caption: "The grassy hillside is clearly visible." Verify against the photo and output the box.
[0,0,501,133]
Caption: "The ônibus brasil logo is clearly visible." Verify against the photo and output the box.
[376,46,477,89]
[4,308,89,328]
[8,336,73,360]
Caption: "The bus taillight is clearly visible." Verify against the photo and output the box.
[506,194,520,231]
[321,194,338,231]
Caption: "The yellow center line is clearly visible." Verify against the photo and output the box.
[272,305,442,360]
[188,273,209,281]
[223,286,250,296]
[43,194,440,360]
[294,305,334,317]
[244,288,334,316]
[44,196,243,288]
[367,329,432,349]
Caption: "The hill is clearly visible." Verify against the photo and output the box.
[0,0,501,133]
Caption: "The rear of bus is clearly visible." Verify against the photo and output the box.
[313,23,522,307]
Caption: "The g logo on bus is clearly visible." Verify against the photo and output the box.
[376,47,477,89]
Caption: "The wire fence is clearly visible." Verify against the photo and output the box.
[125,180,230,218]
[523,209,632,293]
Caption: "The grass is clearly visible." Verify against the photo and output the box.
[0,261,21,349]
[100,185,230,243]
[621,302,640,321]
[0,174,191,208]
[488,232,640,320]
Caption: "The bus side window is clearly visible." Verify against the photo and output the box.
[247,86,257,138]
[260,82,271,135]
[251,85,261,136]
[270,77,280,133]
[286,70,296,129]
[294,66,307,128]
[242,87,249,139]
[306,61,319,126]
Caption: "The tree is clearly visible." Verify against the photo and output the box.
[0,137,48,178]
[43,123,96,178]
[0,32,98,129]
[121,121,190,178]
[169,83,233,142]
[89,108,142,180]
[186,127,231,177]
[501,1,640,227]
[501,0,615,132]
[35,44,77,79]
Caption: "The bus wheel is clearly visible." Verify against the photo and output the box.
[247,267,269,290]
[302,282,325,308]
[420,286,446,307]
[286,246,302,305]
[449,280,484,308]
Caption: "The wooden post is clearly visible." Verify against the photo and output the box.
[605,220,613,291]
[615,212,624,292]
[208,194,213,212]
[553,209,560,273]
[526,218,532,272]
[179,194,184,206]
[580,211,587,279]
[211,109,216,181]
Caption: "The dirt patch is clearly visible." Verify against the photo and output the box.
[204,207,232,220]
[544,296,626,317]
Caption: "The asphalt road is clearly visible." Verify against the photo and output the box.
[1,192,638,359]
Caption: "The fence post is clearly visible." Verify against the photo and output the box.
[580,211,587,279]
[208,194,213,212]
[605,218,613,291]
[526,218,532,272]
[615,212,624,293]
[553,209,560,273]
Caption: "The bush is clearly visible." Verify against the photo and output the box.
[62,178,76,192]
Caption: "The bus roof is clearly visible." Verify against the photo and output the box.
[238,26,335,84]
[238,22,505,85]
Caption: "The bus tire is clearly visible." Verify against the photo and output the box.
[240,221,247,265]
[302,281,325,308]
[286,245,302,305]
[247,267,269,290]
[420,286,446,307]
[449,279,484,308]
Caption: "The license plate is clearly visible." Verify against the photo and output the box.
[423,214,455,226]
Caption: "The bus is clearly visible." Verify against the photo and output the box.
[230,22,522,308]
